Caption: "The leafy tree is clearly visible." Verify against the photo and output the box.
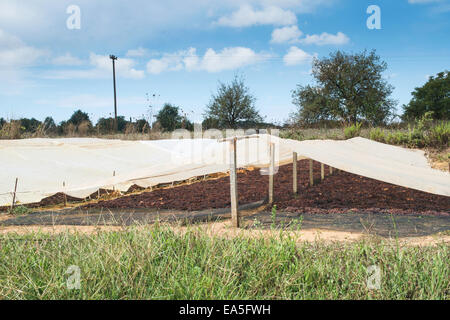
[96,116,127,133]
[19,118,42,133]
[202,117,220,130]
[135,118,150,133]
[290,85,333,124]
[57,121,67,135]
[68,110,92,127]
[204,75,263,128]
[156,103,184,132]
[0,117,6,129]
[43,117,57,133]
[291,50,396,126]
[402,71,449,121]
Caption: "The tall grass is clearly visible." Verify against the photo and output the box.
[0,225,448,300]
[282,120,449,149]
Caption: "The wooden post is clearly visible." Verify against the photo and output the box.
[309,159,314,186]
[329,165,333,175]
[10,177,18,212]
[229,138,239,228]
[293,152,298,195]
[63,181,67,207]
[113,170,116,191]
[268,142,275,204]
[321,163,325,181]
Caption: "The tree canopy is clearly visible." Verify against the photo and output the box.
[291,50,397,126]
[67,109,92,126]
[204,75,263,128]
[402,71,449,121]
[156,103,193,132]
[96,116,128,133]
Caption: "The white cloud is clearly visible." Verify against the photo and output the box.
[147,47,270,74]
[271,25,303,43]
[283,46,315,66]
[0,29,47,68]
[201,47,269,72]
[300,32,350,45]
[44,53,145,80]
[216,5,297,27]
[52,53,84,66]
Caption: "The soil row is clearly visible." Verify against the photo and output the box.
[82,160,450,216]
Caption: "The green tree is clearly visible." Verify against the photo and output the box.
[96,116,128,133]
[135,118,150,133]
[156,103,184,132]
[68,109,92,127]
[204,75,263,128]
[43,117,57,133]
[291,50,396,126]
[19,118,42,133]
[402,71,449,121]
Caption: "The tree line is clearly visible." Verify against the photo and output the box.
[1,49,448,137]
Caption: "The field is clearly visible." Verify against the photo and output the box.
[0,127,449,301]
[0,224,448,300]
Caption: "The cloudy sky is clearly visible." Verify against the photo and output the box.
[0,0,449,124]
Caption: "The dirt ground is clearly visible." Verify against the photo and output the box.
[80,160,450,215]
[1,200,449,239]
[1,160,448,244]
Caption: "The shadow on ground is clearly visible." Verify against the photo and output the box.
[1,201,449,238]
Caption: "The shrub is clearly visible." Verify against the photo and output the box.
[9,205,31,215]
[407,126,426,148]
[427,121,450,148]
[386,131,408,145]
[0,120,22,139]
[344,122,362,139]
[77,120,92,136]
[369,128,386,142]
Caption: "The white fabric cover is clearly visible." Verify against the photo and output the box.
[0,135,448,206]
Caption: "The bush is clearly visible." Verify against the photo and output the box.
[386,131,408,145]
[369,128,386,142]
[407,126,426,148]
[0,120,22,139]
[9,205,31,215]
[344,122,362,139]
[77,120,92,136]
[427,121,450,148]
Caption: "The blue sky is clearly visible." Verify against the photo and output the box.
[0,0,449,125]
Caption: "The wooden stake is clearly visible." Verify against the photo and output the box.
[63,181,67,207]
[293,152,298,195]
[10,177,18,212]
[321,163,325,181]
[329,166,333,175]
[229,138,239,228]
[268,142,275,204]
[309,159,314,186]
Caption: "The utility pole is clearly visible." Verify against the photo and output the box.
[110,55,118,132]
[146,93,153,130]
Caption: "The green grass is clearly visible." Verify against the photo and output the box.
[281,121,449,150]
[0,225,448,300]
[8,205,32,215]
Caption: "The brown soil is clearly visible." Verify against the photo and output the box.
[81,160,450,216]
